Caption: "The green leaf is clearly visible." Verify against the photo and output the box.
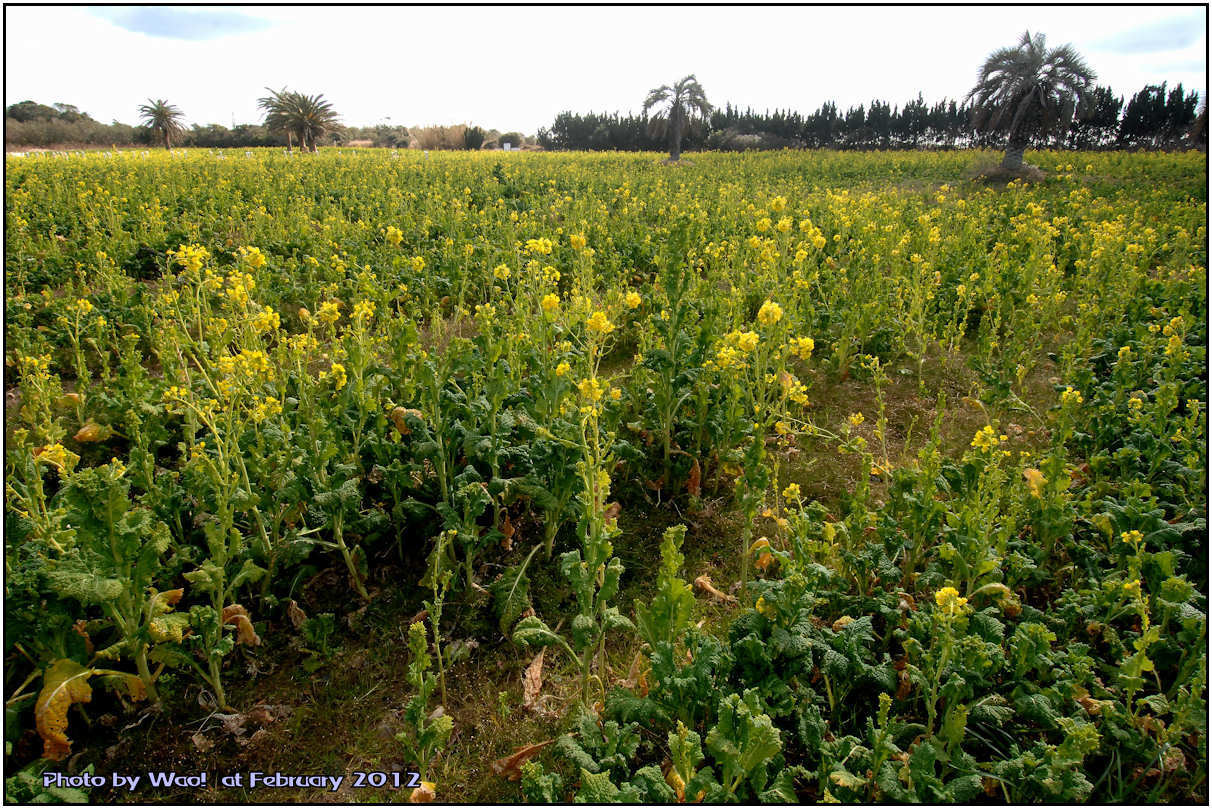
[488,560,531,637]
[575,769,620,803]
[706,691,782,795]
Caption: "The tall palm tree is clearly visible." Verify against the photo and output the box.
[643,75,712,161]
[138,99,186,149]
[258,87,295,152]
[966,32,1096,170]
[257,88,341,152]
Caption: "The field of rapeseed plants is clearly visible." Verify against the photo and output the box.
[4,147,1207,803]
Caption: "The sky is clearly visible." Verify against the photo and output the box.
[4,4,1207,135]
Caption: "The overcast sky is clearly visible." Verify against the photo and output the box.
[4,4,1206,134]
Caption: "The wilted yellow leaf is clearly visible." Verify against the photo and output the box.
[1022,468,1046,498]
[408,781,436,802]
[35,659,93,761]
[73,422,112,443]
[222,604,262,646]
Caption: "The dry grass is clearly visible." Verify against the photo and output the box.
[410,125,468,151]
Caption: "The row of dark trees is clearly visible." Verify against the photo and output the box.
[5,81,1203,152]
[537,81,1203,152]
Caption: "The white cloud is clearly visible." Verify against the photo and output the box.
[5,5,1205,133]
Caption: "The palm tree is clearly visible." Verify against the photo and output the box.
[643,75,712,161]
[966,32,1096,170]
[138,99,186,149]
[257,88,341,152]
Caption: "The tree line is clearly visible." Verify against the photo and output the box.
[4,81,1203,152]
[538,81,1203,153]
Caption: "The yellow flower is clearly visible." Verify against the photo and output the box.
[570,234,587,250]
[577,376,603,402]
[812,234,826,250]
[776,217,792,233]
[755,217,771,233]
[970,425,1004,451]
[586,310,615,336]
[609,387,622,401]
[1060,387,1084,407]
[1121,529,1144,547]
[525,237,553,255]
[789,336,814,360]
[755,596,777,619]
[541,293,560,314]
[36,442,80,478]
[770,196,787,213]
[757,300,783,326]
[555,361,571,377]
[237,245,267,270]
[735,331,759,352]
[352,299,376,322]
[1117,345,1132,363]
[317,300,343,326]
[252,305,280,333]
[410,255,426,272]
[782,482,801,501]
[934,586,969,617]
[625,291,642,309]
[493,264,511,280]
[848,412,864,427]
[170,243,210,273]
[385,225,403,246]
[328,363,347,391]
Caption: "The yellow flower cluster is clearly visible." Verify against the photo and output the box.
[237,246,267,270]
[1060,387,1084,407]
[789,336,815,360]
[625,291,642,309]
[934,586,970,618]
[352,299,376,322]
[970,424,1007,452]
[322,362,347,391]
[757,300,783,326]
[35,442,80,478]
[569,234,587,250]
[225,271,256,305]
[410,256,426,272]
[782,482,801,501]
[385,225,403,246]
[170,243,210,274]
[586,310,615,336]
[493,264,511,280]
[525,237,553,255]
[577,376,603,402]
[555,361,571,377]
[317,299,342,326]
[251,305,280,334]
[250,395,282,423]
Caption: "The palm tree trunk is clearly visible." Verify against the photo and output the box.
[1000,95,1033,170]
[287,130,293,153]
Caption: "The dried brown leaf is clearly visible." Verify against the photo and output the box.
[521,649,544,711]
[222,604,261,646]
[408,781,436,802]
[694,575,737,604]
[491,740,555,781]
[287,599,308,630]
